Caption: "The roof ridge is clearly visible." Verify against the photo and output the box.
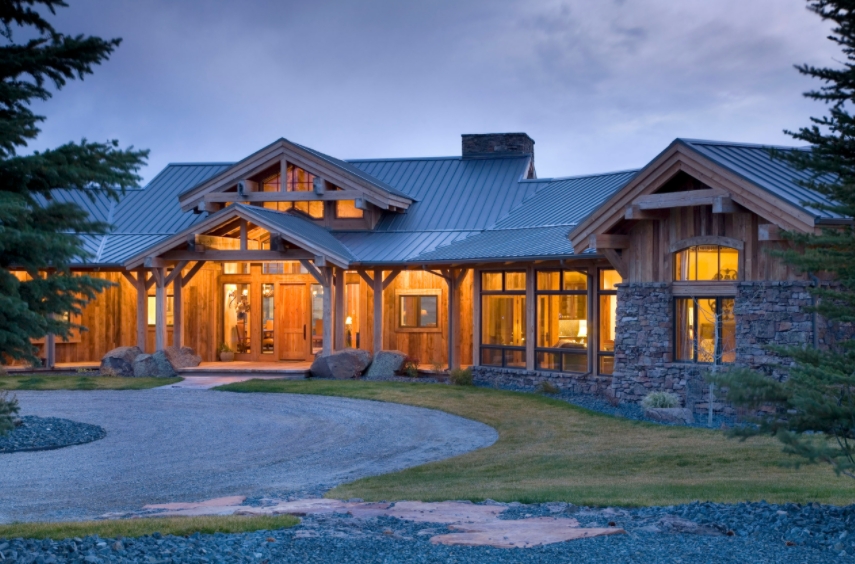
[679,138,809,151]
[521,168,639,182]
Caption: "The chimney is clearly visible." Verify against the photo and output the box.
[462,132,534,158]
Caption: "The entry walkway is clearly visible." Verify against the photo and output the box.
[167,374,303,390]
[178,360,312,378]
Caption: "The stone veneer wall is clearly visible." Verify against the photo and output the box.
[471,365,611,395]
[471,281,854,411]
[612,281,855,410]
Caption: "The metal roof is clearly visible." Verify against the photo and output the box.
[238,205,357,263]
[679,139,843,221]
[293,142,409,199]
[52,137,850,269]
[349,156,534,232]
[333,230,477,264]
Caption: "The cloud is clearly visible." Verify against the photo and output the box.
[25,0,839,182]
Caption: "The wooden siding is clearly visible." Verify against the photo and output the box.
[623,204,802,283]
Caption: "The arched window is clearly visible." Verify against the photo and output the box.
[672,238,742,281]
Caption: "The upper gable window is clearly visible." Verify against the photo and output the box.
[336,200,363,219]
[674,245,739,281]
[261,169,324,219]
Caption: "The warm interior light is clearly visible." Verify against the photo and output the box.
[577,320,588,338]
[345,316,353,326]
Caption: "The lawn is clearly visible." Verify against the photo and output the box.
[0,515,299,540]
[0,374,180,390]
[218,379,855,507]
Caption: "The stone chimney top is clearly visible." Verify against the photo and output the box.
[461,133,535,159]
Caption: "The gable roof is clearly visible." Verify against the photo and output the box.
[177,138,413,212]
[679,139,843,221]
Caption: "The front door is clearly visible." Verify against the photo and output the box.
[280,283,308,360]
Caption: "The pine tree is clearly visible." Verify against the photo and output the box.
[709,0,855,479]
[0,0,147,365]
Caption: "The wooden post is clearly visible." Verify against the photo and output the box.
[322,267,333,356]
[589,269,597,375]
[154,267,167,352]
[447,271,454,370]
[525,265,535,371]
[136,268,148,352]
[45,333,56,369]
[373,268,383,355]
[473,268,481,367]
[172,271,183,348]
[334,267,346,350]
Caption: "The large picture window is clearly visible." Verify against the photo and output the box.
[598,269,622,375]
[399,295,438,329]
[674,297,736,364]
[674,245,739,281]
[481,271,526,368]
[535,269,588,373]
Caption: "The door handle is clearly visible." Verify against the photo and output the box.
[303,324,307,339]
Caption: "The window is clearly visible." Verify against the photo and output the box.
[674,245,739,281]
[260,165,325,219]
[336,200,364,219]
[263,261,307,275]
[597,269,622,375]
[674,297,735,363]
[481,271,526,368]
[535,269,588,373]
[224,283,251,354]
[261,284,274,354]
[147,296,174,326]
[399,295,438,329]
[346,282,361,347]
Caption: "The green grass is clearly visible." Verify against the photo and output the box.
[217,379,855,507]
[0,374,180,390]
[0,515,299,540]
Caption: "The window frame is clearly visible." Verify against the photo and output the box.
[672,296,736,364]
[395,288,441,333]
[597,268,621,375]
[479,270,527,368]
[534,268,589,374]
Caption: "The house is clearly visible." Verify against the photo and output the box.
[23,133,853,407]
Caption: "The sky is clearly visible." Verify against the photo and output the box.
[25,0,840,183]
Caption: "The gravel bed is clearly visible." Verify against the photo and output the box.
[0,416,105,454]
[1,391,496,523]
[1,501,852,563]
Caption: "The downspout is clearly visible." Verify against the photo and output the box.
[808,272,820,349]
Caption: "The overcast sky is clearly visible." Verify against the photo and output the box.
[27,0,838,183]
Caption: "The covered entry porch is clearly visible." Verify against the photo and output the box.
[122,204,471,370]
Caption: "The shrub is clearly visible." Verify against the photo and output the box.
[0,391,20,436]
[396,357,420,378]
[536,381,560,395]
[430,358,445,374]
[449,368,473,386]
[641,391,680,409]
[218,343,233,353]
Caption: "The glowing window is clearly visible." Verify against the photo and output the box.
[674,245,739,281]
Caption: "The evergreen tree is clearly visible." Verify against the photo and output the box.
[709,0,855,479]
[0,0,147,364]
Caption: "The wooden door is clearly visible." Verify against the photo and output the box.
[280,284,308,360]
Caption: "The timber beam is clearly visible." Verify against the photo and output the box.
[601,249,628,279]
[632,188,728,210]
[589,234,630,251]
[203,189,363,204]
[624,205,670,221]
[157,250,314,262]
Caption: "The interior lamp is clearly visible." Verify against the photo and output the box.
[345,316,353,326]
[577,320,588,339]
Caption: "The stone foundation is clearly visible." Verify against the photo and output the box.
[611,281,855,413]
[472,366,611,395]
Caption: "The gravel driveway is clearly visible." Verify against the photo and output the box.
[0,389,497,523]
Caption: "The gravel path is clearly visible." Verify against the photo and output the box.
[0,390,497,523]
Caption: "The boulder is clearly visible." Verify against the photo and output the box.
[643,407,695,425]
[100,346,143,377]
[363,350,407,380]
[133,351,178,378]
[163,346,201,369]
[310,349,372,379]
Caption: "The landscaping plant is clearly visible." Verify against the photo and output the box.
[641,391,680,409]
[708,0,855,479]
[0,0,147,365]
[0,390,20,436]
[536,381,560,395]
[448,367,473,386]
